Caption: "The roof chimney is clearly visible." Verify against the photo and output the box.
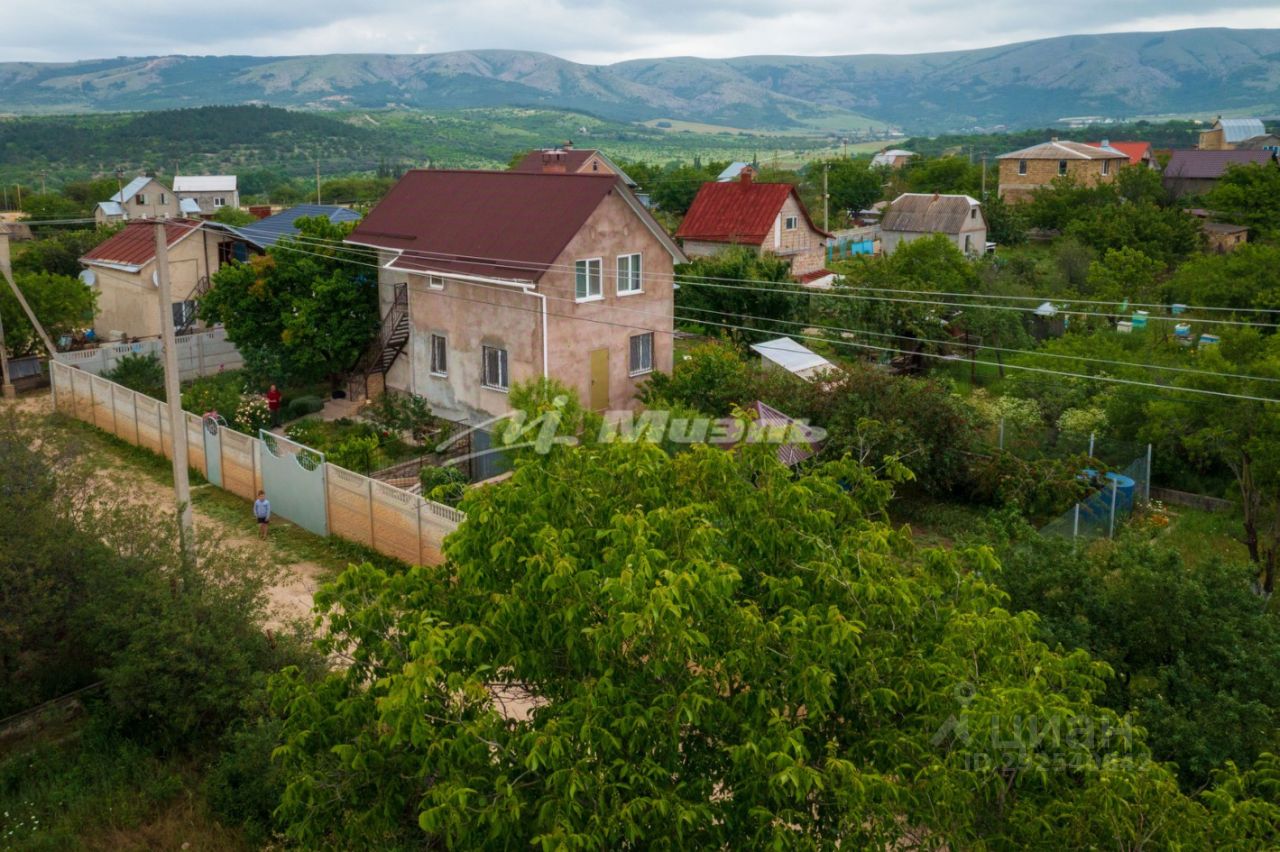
[1050,137,1059,143]
[1101,138,1110,148]
[932,192,940,201]
[740,165,754,186]
[541,150,568,174]
[564,139,574,150]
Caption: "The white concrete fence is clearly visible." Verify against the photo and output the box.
[57,328,244,380]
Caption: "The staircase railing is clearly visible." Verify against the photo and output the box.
[175,275,211,336]
[347,282,409,400]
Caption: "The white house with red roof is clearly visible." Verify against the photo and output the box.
[676,168,832,286]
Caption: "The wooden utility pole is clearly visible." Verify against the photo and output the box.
[981,155,988,200]
[39,172,47,195]
[14,184,21,210]
[154,222,195,560]
[315,152,322,205]
[823,163,830,232]
[0,232,58,357]
[0,233,13,398]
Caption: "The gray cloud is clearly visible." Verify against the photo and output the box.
[2,0,1277,64]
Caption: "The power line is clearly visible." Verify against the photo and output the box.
[256,232,1280,405]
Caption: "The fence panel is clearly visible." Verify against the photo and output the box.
[371,480,420,565]
[258,432,328,537]
[326,465,375,547]
[220,429,257,501]
[47,363,461,567]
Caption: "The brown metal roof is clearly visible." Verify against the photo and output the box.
[882,193,984,235]
[81,218,202,270]
[676,180,829,244]
[1163,150,1275,180]
[348,170,634,281]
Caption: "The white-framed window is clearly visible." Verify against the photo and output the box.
[430,334,447,376]
[970,208,977,219]
[482,345,509,391]
[575,258,602,301]
[214,197,226,208]
[616,253,642,295]
[964,234,972,254]
[1018,159,1028,176]
[1102,159,1111,176]
[784,215,798,230]
[1057,160,1068,177]
[428,274,445,290]
[135,194,147,205]
[629,332,654,375]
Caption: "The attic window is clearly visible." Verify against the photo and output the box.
[591,161,599,171]
[1017,160,1027,176]
[1058,160,1068,176]
[970,208,977,219]
[784,215,798,230]
[135,194,147,205]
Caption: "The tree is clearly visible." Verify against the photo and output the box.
[210,206,257,226]
[1144,330,1280,593]
[1084,246,1163,303]
[0,270,96,355]
[20,192,86,223]
[102,353,166,400]
[1114,164,1170,206]
[269,432,1263,848]
[199,217,379,386]
[1164,243,1280,319]
[649,163,718,216]
[903,156,982,196]
[675,246,809,343]
[820,157,883,215]
[1204,163,1280,241]
[1065,202,1202,268]
[982,194,1027,245]
[999,535,1280,788]
[11,227,119,278]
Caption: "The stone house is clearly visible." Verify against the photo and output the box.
[1198,118,1267,151]
[880,193,987,256]
[1202,222,1248,253]
[675,168,833,286]
[173,175,239,216]
[1162,150,1276,198]
[94,176,198,224]
[79,219,257,340]
[996,140,1128,203]
[346,170,685,423]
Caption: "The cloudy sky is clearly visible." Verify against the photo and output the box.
[4,1,1278,64]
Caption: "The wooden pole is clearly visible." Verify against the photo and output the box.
[154,222,195,561]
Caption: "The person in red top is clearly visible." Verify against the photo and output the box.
[266,384,283,427]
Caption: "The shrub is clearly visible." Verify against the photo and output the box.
[286,395,325,420]
[364,391,438,442]
[420,464,467,506]
[284,417,327,449]
[969,452,1095,519]
[234,394,273,434]
[103,353,166,400]
[328,434,382,473]
[182,372,244,420]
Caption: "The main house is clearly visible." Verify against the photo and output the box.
[1162,150,1277,198]
[79,219,258,340]
[996,140,1128,203]
[676,168,832,286]
[346,170,684,423]
[173,175,239,215]
[94,176,201,224]
[880,193,987,256]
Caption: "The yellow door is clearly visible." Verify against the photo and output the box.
[589,348,610,412]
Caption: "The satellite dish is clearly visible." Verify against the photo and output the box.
[79,269,97,287]
[152,270,160,288]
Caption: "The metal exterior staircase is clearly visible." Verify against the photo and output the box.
[175,275,211,336]
[348,282,409,400]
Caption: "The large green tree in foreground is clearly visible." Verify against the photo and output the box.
[271,428,1279,847]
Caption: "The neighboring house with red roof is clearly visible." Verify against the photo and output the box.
[346,169,685,423]
[1085,140,1155,168]
[79,219,257,340]
[1162,149,1277,198]
[675,168,832,285]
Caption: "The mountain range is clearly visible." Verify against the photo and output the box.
[2,28,1278,132]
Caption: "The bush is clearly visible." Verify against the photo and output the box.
[182,371,244,421]
[234,394,272,434]
[420,464,467,506]
[364,391,438,443]
[286,395,325,420]
[968,452,1095,519]
[327,434,382,473]
[204,715,287,845]
[103,353,166,400]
